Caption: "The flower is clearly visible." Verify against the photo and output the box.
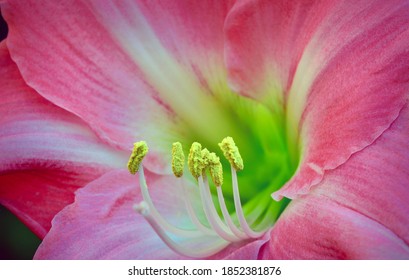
[1,0,409,259]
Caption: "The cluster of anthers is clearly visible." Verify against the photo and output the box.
[127,137,266,258]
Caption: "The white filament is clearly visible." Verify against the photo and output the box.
[216,186,248,239]
[138,166,202,238]
[134,201,228,258]
[198,175,241,242]
[231,166,265,238]
[133,164,266,258]
[181,180,215,235]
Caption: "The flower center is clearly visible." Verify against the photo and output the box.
[128,134,297,258]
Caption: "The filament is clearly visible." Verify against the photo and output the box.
[138,165,202,238]
[181,180,215,235]
[198,175,241,242]
[231,166,265,238]
[130,138,270,258]
[134,201,228,258]
[216,186,247,239]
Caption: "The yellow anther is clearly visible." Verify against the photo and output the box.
[207,153,223,186]
[200,148,210,172]
[206,152,219,165]
[188,142,202,178]
[127,141,148,175]
[172,142,185,177]
[218,136,244,171]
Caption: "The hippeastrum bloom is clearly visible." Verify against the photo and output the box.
[1,0,409,259]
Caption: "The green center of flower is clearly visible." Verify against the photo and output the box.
[177,91,300,229]
[127,90,300,257]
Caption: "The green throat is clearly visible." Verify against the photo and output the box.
[166,88,300,231]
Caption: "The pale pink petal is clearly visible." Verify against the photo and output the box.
[261,105,409,259]
[1,0,235,173]
[0,41,127,238]
[34,169,261,259]
[225,0,409,199]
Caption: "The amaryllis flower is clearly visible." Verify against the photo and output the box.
[1,0,408,259]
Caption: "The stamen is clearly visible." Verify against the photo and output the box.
[219,136,265,238]
[218,136,244,171]
[204,152,246,237]
[200,148,210,172]
[171,142,184,177]
[188,142,202,178]
[127,141,148,174]
[206,152,223,186]
[172,143,214,235]
[128,138,268,258]
[188,144,239,242]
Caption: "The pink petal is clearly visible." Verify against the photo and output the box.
[1,0,234,173]
[225,0,409,199]
[225,0,329,99]
[261,195,409,259]
[83,0,238,154]
[34,169,261,259]
[34,170,181,259]
[0,41,127,238]
[261,104,409,259]
[218,235,270,260]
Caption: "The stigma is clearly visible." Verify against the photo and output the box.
[127,137,267,258]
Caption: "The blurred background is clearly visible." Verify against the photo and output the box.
[0,8,42,260]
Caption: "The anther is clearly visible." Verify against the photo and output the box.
[188,142,203,178]
[206,153,223,186]
[127,141,148,174]
[172,142,185,177]
[200,148,210,171]
[218,137,244,171]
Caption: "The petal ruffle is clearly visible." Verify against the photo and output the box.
[261,105,409,259]
[225,0,409,199]
[1,0,235,173]
[0,41,127,238]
